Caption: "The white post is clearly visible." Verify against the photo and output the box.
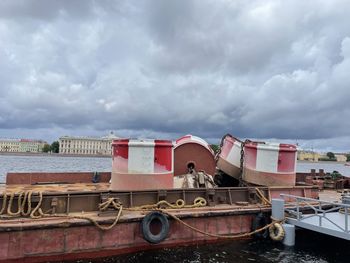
[282,224,295,246]
[271,198,285,221]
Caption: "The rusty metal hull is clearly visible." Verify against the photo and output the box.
[0,185,320,263]
[217,156,296,187]
[217,157,241,180]
[6,172,112,185]
[0,208,258,263]
[244,168,296,187]
[0,178,319,263]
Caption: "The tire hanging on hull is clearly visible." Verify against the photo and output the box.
[141,211,169,244]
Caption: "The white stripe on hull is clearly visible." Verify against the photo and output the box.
[128,140,155,174]
[226,141,241,167]
[256,145,279,173]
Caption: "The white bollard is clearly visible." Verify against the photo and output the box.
[271,198,285,221]
[282,223,295,246]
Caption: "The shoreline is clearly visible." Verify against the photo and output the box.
[297,160,348,164]
[0,152,111,158]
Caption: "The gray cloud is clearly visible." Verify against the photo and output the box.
[0,0,350,151]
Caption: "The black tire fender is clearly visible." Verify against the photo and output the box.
[251,212,269,239]
[141,211,169,244]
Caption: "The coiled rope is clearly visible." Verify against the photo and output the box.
[0,192,122,231]
[0,191,44,218]
[126,197,207,211]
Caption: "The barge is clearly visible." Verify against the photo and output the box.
[0,174,318,263]
[0,134,328,262]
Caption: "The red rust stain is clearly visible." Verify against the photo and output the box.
[8,232,23,258]
[228,215,242,234]
[22,229,64,255]
[100,223,122,248]
[0,233,9,260]
[133,221,147,245]
[217,217,230,235]
[178,218,194,240]
[118,222,138,246]
[65,226,100,252]
[240,215,253,233]
[168,220,182,240]
[192,218,206,238]
[204,217,217,239]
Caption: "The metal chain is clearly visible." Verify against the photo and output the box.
[215,134,233,162]
[239,139,251,187]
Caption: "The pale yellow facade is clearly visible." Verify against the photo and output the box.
[59,133,119,156]
[335,154,347,162]
[0,139,46,153]
[297,151,319,162]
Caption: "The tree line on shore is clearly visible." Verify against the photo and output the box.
[42,141,59,153]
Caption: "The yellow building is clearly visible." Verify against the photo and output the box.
[0,139,47,153]
[335,154,347,162]
[297,151,319,162]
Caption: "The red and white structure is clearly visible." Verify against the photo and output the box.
[217,135,297,186]
[174,135,216,176]
[111,139,174,190]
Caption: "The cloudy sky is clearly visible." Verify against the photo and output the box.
[0,0,350,152]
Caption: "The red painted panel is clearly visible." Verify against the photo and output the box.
[112,139,129,158]
[244,142,257,170]
[154,140,173,173]
[112,139,129,173]
[175,135,191,144]
[220,136,235,159]
[278,144,296,173]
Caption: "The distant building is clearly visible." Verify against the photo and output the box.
[297,151,319,162]
[59,132,119,156]
[0,139,47,153]
[335,154,347,162]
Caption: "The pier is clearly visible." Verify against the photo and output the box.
[276,194,350,241]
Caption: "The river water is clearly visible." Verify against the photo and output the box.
[67,230,349,263]
[1,154,349,262]
[1,154,350,182]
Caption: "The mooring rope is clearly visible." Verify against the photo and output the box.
[161,209,283,239]
[255,187,272,206]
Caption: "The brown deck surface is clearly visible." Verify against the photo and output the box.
[0,183,110,194]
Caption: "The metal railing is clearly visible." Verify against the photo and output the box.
[280,194,350,234]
